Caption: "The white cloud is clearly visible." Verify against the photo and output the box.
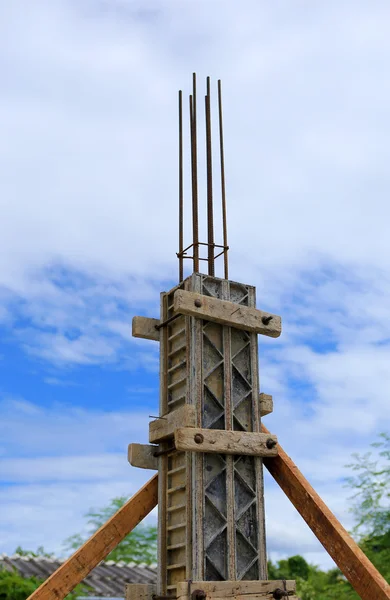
[0,398,156,556]
[0,0,389,575]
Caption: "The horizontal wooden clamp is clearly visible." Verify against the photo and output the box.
[174,427,278,456]
[128,443,159,470]
[132,316,160,341]
[173,290,281,337]
[149,405,196,443]
[176,580,296,599]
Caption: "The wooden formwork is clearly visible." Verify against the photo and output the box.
[156,274,271,597]
[28,272,390,600]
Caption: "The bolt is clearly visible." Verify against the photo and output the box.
[194,298,202,307]
[273,589,287,599]
[192,591,206,600]
[266,438,277,449]
[194,433,204,444]
[262,315,273,325]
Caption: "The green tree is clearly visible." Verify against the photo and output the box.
[63,496,157,565]
[344,432,390,583]
[345,432,390,536]
[0,566,87,600]
[0,568,43,600]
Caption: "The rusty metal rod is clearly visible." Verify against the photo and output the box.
[189,94,195,272]
[178,90,183,282]
[205,77,214,276]
[192,73,199,272]
[218,79,228,279]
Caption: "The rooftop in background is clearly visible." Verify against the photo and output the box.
[0,553,157,598]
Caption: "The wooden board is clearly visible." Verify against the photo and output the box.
[132,316,160,341]
[175,427,278,457]
[149,404,195,443]
[128,443,158,470]
[259,393,273,417]
[176,579,296,599]
[173,290,282,338]
[27,475,159,600]
[125,583,156,599]
[261,424,390,600]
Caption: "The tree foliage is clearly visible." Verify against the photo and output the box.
[63,496,157,565]
[0,567,42,600]
[345,432,390,538]
[0,565,86,600]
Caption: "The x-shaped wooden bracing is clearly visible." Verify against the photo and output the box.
[27,425,390,600]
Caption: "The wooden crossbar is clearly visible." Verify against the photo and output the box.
[27,474,158,600]
[261,424,390,600]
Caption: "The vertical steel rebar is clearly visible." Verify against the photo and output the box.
[218,79,228,280]
[189,95,195,273]
[178,90,184,282]
[205,77,214,276]
[192,73,199,272]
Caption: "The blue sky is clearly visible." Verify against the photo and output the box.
[1,0,390,571]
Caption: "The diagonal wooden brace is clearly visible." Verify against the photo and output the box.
[26,475,158,600]
[261,424,390,600]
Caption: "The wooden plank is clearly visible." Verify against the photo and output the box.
[174,427,278,456]
[173,289,282,338]
[259,392,273,417]
[128,443,158,470]
[176,579,296,598]
[27,475,159,600]
[125,583,156,599]
[132,316,160,341]
[261,424,390,600]
[149,404,195,443]
[178,593,299,600]
[158,290,169,594]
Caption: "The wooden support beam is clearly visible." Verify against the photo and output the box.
[27,475,159,600]
[261,424,390,600]
[259,392,273,417]
[176,579,297,599]
[175,427,278,456]
[149,405,196,443]
[173,289,282,338]
[132,316,160,341]
[128,443,158,470]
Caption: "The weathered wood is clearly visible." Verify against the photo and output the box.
[261,424,390,600]
[259,392,273,417]
[128,443,158,470]
[175,427,278,457]
[26,475,159,600]
[125,583,156,599]
[173,289,282,338]
[132,316,160,341]
[176,579,296,599]
[149,404,195,443]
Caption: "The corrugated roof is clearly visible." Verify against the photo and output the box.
[0,554,157,598]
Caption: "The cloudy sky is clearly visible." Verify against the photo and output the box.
[1,0,390,573]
